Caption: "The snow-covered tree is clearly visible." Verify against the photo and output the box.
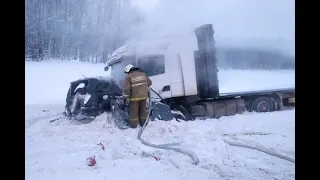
[25,0,144,62]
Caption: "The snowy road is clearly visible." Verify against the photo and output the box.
[25,60,295,180]
[26,104,295,180]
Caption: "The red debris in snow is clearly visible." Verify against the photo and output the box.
[97,143,105,151]
[86,155,96,166]
[142,151,160,161]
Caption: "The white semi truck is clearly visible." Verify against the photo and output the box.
[104,24,295,120]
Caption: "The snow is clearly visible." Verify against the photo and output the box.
[218,69,294,94]
[25,60,109,105]
[25,60,295,180]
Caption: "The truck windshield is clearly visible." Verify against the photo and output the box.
[110,54,165,88]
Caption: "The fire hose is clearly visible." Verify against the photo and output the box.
[136,88,295,165]
[137,88,200,165]
[223,139,295,163]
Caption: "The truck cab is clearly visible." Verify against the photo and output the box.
[104,24,295,120]
[105,25,217,101]
[106,52,190,100]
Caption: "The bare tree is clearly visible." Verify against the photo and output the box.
[25,0,144,62]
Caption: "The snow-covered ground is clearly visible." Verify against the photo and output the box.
[25,60,295,180]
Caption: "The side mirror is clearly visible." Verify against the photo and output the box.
[104,66,109,71]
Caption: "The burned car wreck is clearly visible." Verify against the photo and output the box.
[64,77,122,118]
[64,76,174,129]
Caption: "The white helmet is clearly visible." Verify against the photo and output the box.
[124,64,134,73]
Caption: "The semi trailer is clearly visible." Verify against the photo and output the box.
[103,24,295,120]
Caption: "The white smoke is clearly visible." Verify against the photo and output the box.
[132,0,295,56]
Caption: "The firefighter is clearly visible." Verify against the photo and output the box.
[123,64,152,128]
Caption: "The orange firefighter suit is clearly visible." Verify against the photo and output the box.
[123,70,152,128]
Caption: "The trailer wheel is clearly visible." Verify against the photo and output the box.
[172,105,191,121]
[252,97,275,112]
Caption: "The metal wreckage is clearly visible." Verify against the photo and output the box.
[58,24,295,165]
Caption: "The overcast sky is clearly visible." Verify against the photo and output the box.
[131,0,295,55]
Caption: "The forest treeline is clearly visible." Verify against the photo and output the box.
[25,0,144,63]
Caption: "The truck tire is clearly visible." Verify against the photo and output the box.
[109,99,130,129]
[172,104,192,121]
[252,96,275,112]
[245,99,253,112]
